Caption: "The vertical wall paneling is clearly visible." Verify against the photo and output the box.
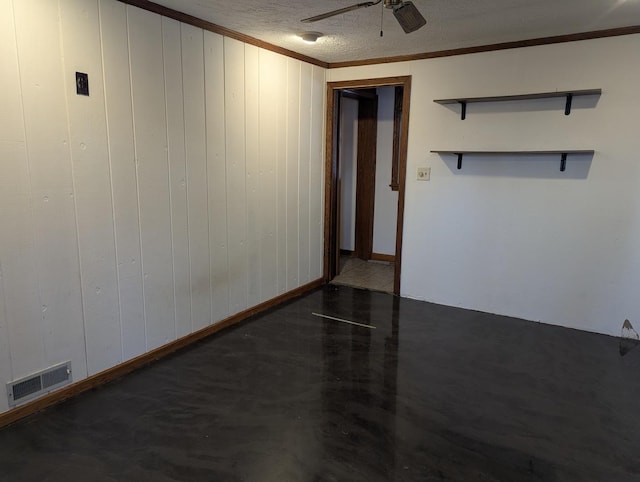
[0,0,21,397]
[162,17,192,338]
[182,24,212,329]
[286,59,301,290]
[275,55,288,295]
[297,63,312,285]
[224,38,249,315]
[127,6,175,350]
[0,0,25,144]
[0,269,11,412]
[258,50,279,301]
[99,0,145,360]
[309,66,325,279]
[1,0,328,415]
[244,44,261,307]
[0,0,44,382]
[13,0,88,379]
[204,31,230,323]
[60,0,121,375]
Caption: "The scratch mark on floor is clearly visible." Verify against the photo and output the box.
[312,312,376,329]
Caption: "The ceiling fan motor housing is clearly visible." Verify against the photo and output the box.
[393,2,427,33]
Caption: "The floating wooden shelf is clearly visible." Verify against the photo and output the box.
[434,89,601,119]
[430,150,595,172]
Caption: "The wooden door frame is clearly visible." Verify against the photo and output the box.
[323,76,412,295]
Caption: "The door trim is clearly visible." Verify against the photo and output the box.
[323,76,412,295]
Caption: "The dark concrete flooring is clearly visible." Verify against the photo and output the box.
[1,285,640,481]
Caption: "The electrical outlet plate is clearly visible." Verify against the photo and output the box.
[417,167,430,181]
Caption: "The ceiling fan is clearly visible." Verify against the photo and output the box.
[301,0,427,34]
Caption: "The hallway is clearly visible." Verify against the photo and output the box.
[331,255,395,294]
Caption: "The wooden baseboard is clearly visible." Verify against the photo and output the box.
[371,252,395,263]
[0,278,324,428]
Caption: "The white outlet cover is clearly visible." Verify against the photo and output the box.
[417,167,430,181]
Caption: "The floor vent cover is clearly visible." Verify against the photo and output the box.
[7,361,72,407]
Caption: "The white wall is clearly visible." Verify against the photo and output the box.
[0,0,325,414]
[372,87,398,256]
[339,97,358,251]
[328,34,640,336]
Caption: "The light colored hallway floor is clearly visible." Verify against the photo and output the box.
[331,256,395,294]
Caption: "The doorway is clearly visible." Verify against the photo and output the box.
[324,76,411,296]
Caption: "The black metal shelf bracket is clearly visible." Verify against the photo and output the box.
[460,101,467,120]
[564,94,573,115]
[457,153,463,169]
[560,153,568,172]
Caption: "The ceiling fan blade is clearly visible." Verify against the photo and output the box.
[301,1,382,23]
[393,1,426,33]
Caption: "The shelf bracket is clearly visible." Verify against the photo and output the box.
[457,153,463,169]
[459,101,467,120]
[564,94,573,115]
[560,153,567,172]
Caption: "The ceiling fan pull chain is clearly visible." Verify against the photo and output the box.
[380,0,384,36]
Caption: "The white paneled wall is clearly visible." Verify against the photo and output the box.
[286,59,300,291]
[258,50,280,302]
[182,24,211,331]
[225,38,249,316]
[204,31,230,325]
[13,0,88,390]
[0,0,41,409]
[100,0,146,362]
[61,0,121,375]
[309,67,325,280]
[0,0,325,414]
[245,45,261,308]
[297,64,313,285]
[162,17,191,339]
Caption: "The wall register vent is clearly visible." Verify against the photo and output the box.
[6,361,72,407]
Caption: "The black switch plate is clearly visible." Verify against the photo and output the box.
[76,72,89,96]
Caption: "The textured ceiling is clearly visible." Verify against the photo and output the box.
[149,0,640,63]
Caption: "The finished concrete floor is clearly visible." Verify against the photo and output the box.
[1,285,640,481]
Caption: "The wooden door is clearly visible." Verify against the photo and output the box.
[354,91,378,260]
